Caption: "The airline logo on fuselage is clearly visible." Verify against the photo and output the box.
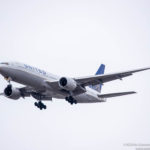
[24,64,46,75]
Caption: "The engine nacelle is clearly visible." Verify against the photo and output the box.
[4,85,21,100]
[59,77,77,91]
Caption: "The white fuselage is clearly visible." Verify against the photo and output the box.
[0,62,101,103]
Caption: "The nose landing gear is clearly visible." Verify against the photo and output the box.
[5,77,12,84]
[34,101,47,110]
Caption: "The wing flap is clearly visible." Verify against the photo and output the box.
[19,86,34,97]
[98,91,136,98]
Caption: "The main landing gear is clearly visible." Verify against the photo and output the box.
[65,96,77,105]
[34,101,47,110]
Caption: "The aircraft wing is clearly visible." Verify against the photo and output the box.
[45,80,86,96]
[18,86,35,97]
[45,67,149,96]
[0,86,32,98]
[98,91,136,98]
[18,86,52,100]
[75,67,150,87]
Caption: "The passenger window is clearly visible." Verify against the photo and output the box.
[1,62,9,65]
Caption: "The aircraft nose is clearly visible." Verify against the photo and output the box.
[0,64,4,73]
[0,64,7,74]
[0,63,9,71]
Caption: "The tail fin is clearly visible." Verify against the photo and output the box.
[95,64,105,75]
[89,64,105,93]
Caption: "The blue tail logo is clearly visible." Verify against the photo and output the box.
[89,64,105,93]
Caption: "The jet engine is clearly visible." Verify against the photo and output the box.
[59,77,77,91]
[4,85,21,100]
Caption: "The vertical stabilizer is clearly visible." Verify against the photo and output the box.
[89,64,105,93]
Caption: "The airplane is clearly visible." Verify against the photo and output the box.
[0,62,149,110]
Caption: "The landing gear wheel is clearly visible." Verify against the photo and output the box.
[34,102,38,107]
[65,96,77,105]
[74,100,77,104]
[43,105,47,109]
[34,101,47,110]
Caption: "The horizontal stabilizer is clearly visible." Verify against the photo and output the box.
[98,91,136,98]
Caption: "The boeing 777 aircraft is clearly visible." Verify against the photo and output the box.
[0,62,149,110]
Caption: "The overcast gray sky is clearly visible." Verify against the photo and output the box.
[0,0,150,150]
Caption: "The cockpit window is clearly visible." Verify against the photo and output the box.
[0,62,9,65]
